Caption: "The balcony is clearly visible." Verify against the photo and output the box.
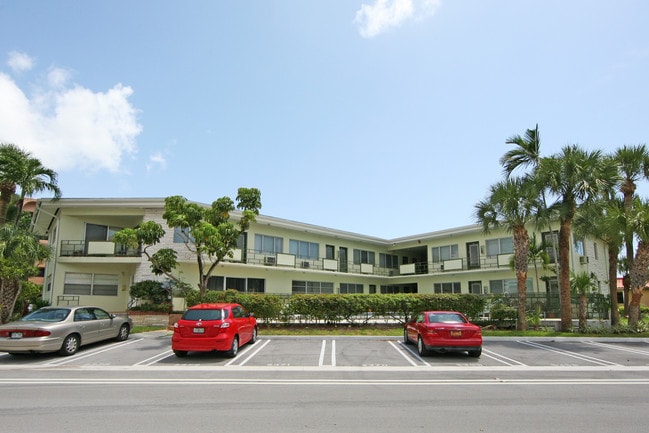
[59,240,140,257]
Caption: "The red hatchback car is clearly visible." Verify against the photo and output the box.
[172,303,257,358]
[404,310,482,357]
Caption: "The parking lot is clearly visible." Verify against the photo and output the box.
[1,331,649,370]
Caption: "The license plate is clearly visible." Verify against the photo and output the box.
[193,327,205,334]
[10,332,23,339]
[450,330,462,337]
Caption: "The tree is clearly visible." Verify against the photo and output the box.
[114,188,261,298]
[0,225,50,323]
[536,145,619,331]
[626,198,649,328]
[573,194,625,326]
[527,233,551,294]
[0,143,61,226]
[475,176,541,330]
[612,144,649,314]
[570,271,598,332]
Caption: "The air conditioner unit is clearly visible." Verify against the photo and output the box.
[579,256,589,265]
[301,261,310,268]
[264,256,276,265]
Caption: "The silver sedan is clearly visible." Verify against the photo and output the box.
[0,306,132,356]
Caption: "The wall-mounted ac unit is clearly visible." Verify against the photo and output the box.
[579,256,589,264]
[264,256,276,265]
[301,261,310,268]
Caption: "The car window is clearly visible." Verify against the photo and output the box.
[429,313,466,323]
[416,313,424,323]
[74,308,96,321]
[22,308,70,322]
[93,309,110,320]
[183,309,223,321]
[232,307,242,318]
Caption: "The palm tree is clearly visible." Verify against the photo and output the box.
[570,271,598,332]
[501,124,541,176]
[0,143,61,227]
[612,144,649,314]
[0,225,50,323]
[573,193,625,326]
[627,198,649,328]
[527,233,551,294]
[536,145,619,331]
[475,176,541,330]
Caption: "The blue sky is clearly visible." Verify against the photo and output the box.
[1,1,648,238]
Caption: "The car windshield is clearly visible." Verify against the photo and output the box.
[22,308,70,322]
[183,309,225,321]
[428,313,466,323]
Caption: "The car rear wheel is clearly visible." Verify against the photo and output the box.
[249,327,258,345]
[403,329,410,344]
[417,335,428,356]
[174,350,188,358]
[59,334,80,356]
[226,336,239,358]
[468,348,482,358]
[115,324,130,341]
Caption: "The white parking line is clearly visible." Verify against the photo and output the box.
[397,342,430,366]
[234,340,271,366]
[518,340,620,366]
[584,340,649,356]
[133,350,173,366]
[43,338,143,366]
[481,349,527,366]
[318,339,326,367]
[388,341,419,366]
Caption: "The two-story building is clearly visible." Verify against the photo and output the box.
[29,198,610,314]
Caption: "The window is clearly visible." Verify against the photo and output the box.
[206,276,265,293]
[485,237,513,257]
[173,227,193,243]
[254,234,283,254]
[289,239,319,260]
[489,278,533,294]
[433,282,461,294]
[353,249,375,265]
[325,245,335,260]
[542,231,559,263]
[85,223,122,242]
[340,283,363,294]
[379,253,399,269]
[63,272,118,296]
[573,237,584,256]
[292,280,334,294]
[431,245,458,263]
[593,242,599,260]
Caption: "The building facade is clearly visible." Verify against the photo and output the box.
[30,198,610,313]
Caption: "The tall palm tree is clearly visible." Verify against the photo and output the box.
[500,124,541,176]
[612,144,649,314]
[475,176,541,330]
[573,194,625,326]
[627,198,649,328]
[0,143,61,226]
[536,145,619,331]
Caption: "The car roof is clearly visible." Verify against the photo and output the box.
[189,303,240,310]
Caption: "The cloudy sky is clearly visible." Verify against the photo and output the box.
[1,0,647,238]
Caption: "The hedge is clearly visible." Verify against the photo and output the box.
[184,290,485,325]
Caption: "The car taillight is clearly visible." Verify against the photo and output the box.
[219,322,231,328]
[0,329,51,337]
[425,326,438,335]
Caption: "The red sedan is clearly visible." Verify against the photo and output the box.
[171,303,257,358]
[404,310,482,357]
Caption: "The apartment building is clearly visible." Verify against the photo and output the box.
[30,198,610,312]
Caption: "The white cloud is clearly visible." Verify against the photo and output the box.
[354,0,441,38]
[0,62,142,174]
[7,51,33,72]
[146,151,168,173]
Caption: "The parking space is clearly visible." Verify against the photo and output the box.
[0,332,648,369]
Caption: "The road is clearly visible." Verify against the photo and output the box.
[1,332,648,433]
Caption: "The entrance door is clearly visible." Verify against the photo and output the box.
[467,242,480,269]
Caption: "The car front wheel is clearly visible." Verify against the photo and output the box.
[226,336,239,358]
[59,334,80,356]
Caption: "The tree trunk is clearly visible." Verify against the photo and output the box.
[608,245,620,326]
[559,218,573,332]
[628,289,643,329]
[629,240,649,328]
[513,225,530,331]
[578,294,587,332]
[0,279,21,324]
